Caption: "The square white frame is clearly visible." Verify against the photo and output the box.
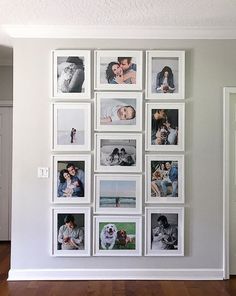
[52,154,91,204]
[52,50,91,99]
[94,133,142,173]
[146,50,185,99]
[93,215,142,256]
[52,207,91,257]
[145,102,185,152]
[94,174,142,214]
[95,92,143,132]
[145,155,184,204]
[94,50,142,90]
[52,102,91,151]
[145,207,184,256]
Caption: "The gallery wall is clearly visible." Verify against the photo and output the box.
[10,38,236,279]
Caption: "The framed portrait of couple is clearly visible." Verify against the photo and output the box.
[52,49,91,99]
[94,50,142,90]
[145,102,185,152]
[145,207,184,256]
[146,50,185,100]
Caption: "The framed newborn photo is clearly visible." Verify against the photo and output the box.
[52,207,91,257]
[94,133,142,173]
[145,155,184,204]
[146,50,185,99]
[52,102,91,151]
[94,50,142,90]
[145,103,185,152]
[145,207,184,256]
[93,216,142,256]
[52,49,91,99]
[95,92,142,132]
[52,154,91,204]
[94,174,142,214]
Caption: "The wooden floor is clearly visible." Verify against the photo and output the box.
[1,242,236,296]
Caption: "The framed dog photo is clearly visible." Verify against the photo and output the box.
[94,174,142,214]
[52,102,91,151]
[52,50,91,99]
[146,50,185,99]
[93,216,142,256]
[94,133,142,173]
[52,207,91,257]
[94,50,142,90]
[145,155,184,204]
[145,103,185,152]
[145,207,184,256]
[95,92,142,132]
[52,155,91,204]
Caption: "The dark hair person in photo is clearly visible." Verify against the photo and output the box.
[58,214,84,250]
[57,56,85,93]
[152,215,178,250]
[57,169,84,197]
[156,66,175,93]
[105,147,135,166]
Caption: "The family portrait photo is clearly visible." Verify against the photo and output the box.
[52,103,91,151]
[94,174,142,214]
[146,50,185,99]
[93,216,142,256]
[94,50,142,90]
[52,207,90,256]
[95,92,142,131]
[146,103,184,151]
[145,207,184,256]
[52,50,91,99]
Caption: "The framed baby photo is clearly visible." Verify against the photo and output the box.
[146,50,185,99]
[95,92,142,132]
[52,207,91,257]
[94,133,142,173]
[52,49,91,99]
[52,154,91,204]
[145,155,184,204]
[52,102,91,151]
[93,216,142,256]
[145,102,185,152]
[145,207,184,256]
[94,174,142,214]
[94,50,142,90]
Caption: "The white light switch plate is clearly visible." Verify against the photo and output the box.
[37,167,49,178]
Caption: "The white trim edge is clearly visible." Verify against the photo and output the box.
[8,268,223,281]
[0,100,13,107]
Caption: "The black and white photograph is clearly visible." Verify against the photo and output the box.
[52,207,90,257]
[95,133,142,173]
[145,207,184,256]
[145,103,185,151]
[146,50,185,99]
[95,92,142,131]
[52,155,91,203]
[52,50,91,99]
[94,50,142,90]
[52,103,91,151]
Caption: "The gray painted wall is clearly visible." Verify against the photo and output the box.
[0,65,13,100]
[11,39,235,271]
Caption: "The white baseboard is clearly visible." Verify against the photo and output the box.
[8,268,223,281]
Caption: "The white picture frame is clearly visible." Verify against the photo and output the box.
[94,174,142,214]
[145,207,184,256]
[52,102,91,151]
[95,92,142,132]
[52,154,91,204]
[93,215,142,256]
[94,50,142,90]
[146,50,185,99]
[145,102,185,152]
[94,133,142,173]
[145,155,184,204]
[52,207,91,257]
[52,50,91,99]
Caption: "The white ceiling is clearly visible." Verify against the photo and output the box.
[1,0,236,62]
